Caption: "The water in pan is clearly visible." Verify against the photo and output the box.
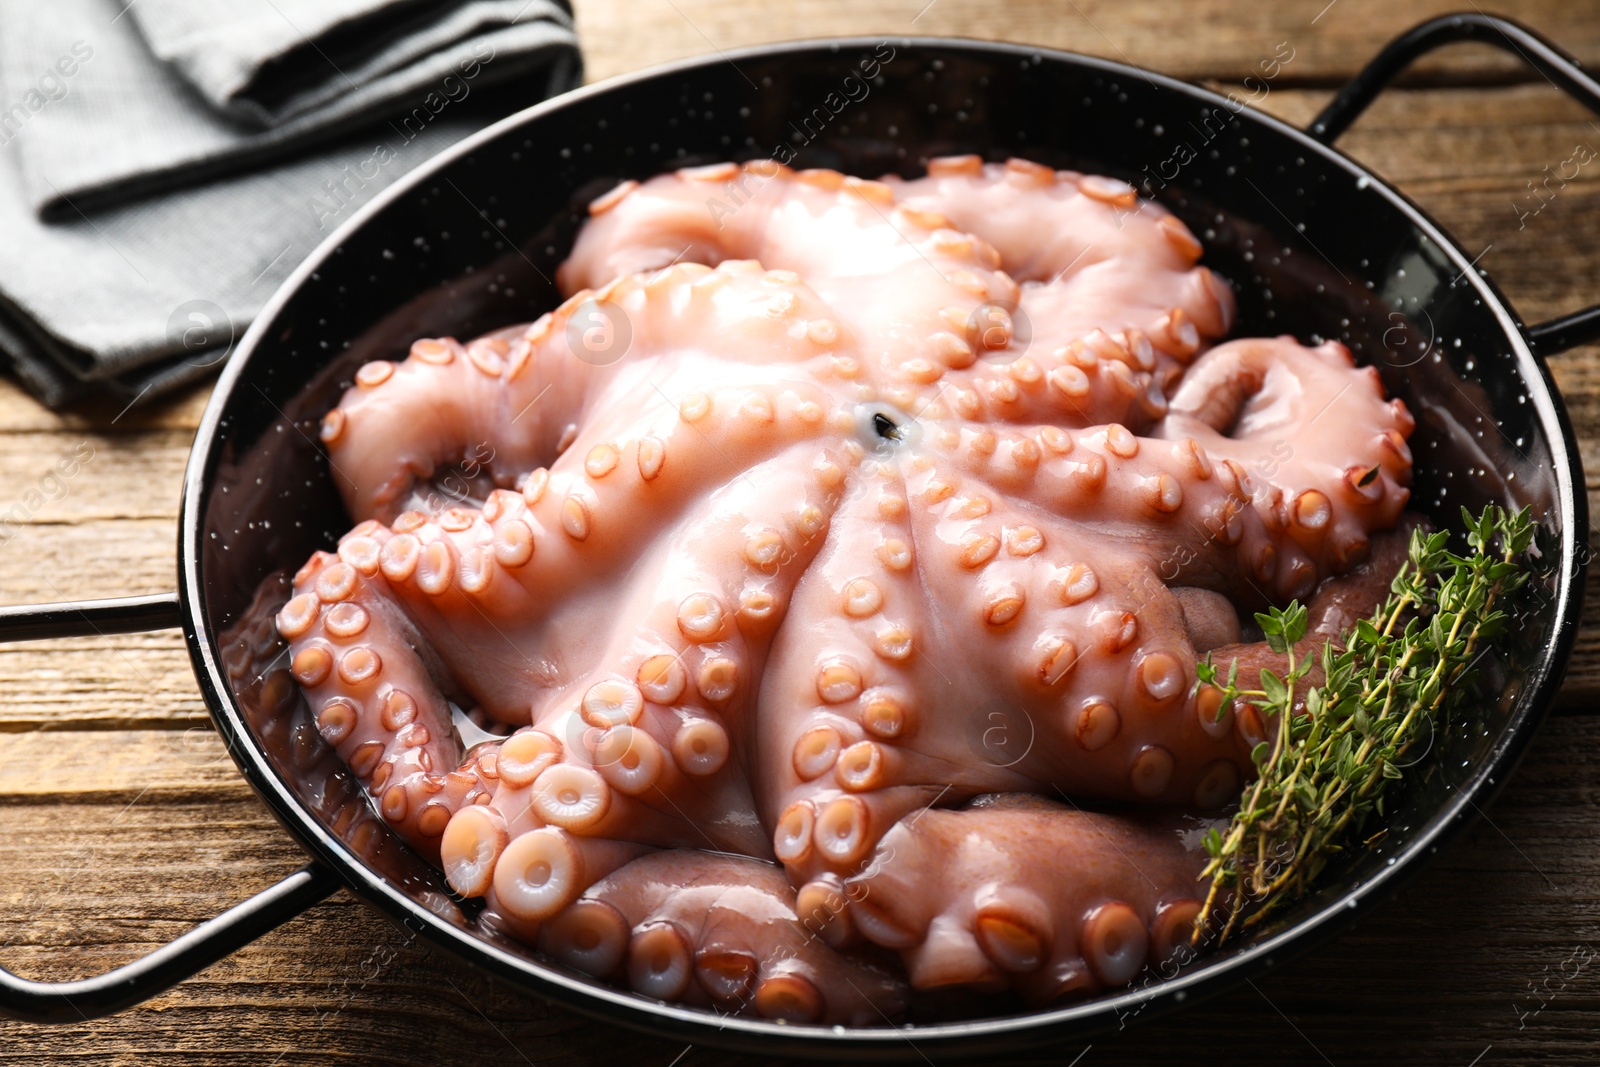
[198,41,1565,1032]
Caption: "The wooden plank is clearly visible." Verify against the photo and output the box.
[1568,569,1600,705]
[0,799,301,938]
[0,519,175,604]
[0,376,210,435]
[1250,82,1600,182]
[0,713,1595,1065]
[0,637,209,730]
[0,432,185,525]
[0,729,239,797]
[569,0,1600,86]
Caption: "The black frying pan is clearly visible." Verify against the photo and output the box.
[0,12,1590,1060]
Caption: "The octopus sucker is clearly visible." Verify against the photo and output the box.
[845,795,1217,1003]
[277,156,1421,1017]
[281,548,492,861]
[484,828,648,936]
[534,850,907,1024]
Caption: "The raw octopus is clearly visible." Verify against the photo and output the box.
[276,156,1415,1023]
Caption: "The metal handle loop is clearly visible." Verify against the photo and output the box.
[1309,12,1600,356]
[0,593,338,1022]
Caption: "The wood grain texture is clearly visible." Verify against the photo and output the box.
[2,716,1598,1066]
[0,729,236,795]
[3,1,1600,1063]
[570,0,1600,85]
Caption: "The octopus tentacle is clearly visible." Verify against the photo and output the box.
[326,261,850,522]
[926,325,1176,433]
[476,821,650,937]
[757,479,995,886]
[537,849,909,1025]
[278,531,489,858]
[508,445,850,854]
[232,576,413,870]
[886,157,1235,349]
[283,451,839,860]
[561,161,1021,382]
[1159,334,1414,578]
[928,341,1411,604]
[404,447,864,917]
[927,422,1299,602]
[893,476,1252,806]
[320,382,839,721]
[844,794,1216,1001]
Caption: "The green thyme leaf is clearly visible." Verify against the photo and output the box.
[1192,505,1538,947]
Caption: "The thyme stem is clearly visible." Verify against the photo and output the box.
[1191,505,1536,946]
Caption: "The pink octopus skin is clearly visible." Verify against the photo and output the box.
[836,534,1414,999]
[845,795,1218,1002]
[525,850,908,1024]
[277,156,1415,1019]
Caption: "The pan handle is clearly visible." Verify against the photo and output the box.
[0,593,341,1023]
[1307,12,1600,358]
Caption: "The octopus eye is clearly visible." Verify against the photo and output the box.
[873,412,901,441]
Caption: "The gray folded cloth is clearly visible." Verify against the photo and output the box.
[0,0,579,408]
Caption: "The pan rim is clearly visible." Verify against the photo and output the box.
[177,33,1586,1056]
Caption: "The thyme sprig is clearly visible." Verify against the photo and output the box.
[1193,504,1537,946]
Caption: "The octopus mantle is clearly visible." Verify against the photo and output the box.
[276,156,1414,1023]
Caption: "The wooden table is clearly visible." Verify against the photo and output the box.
[5,1,1600,1063]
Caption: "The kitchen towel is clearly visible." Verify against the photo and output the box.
[0,0,580,408]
